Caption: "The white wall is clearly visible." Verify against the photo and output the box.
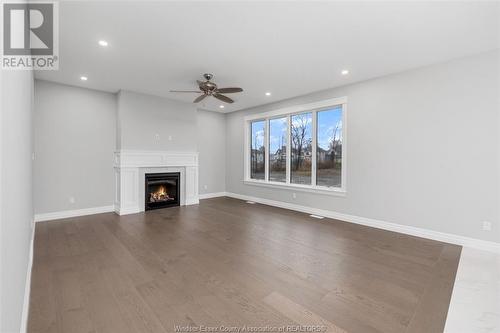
[1,70,34,332]
[197,109,226,195]
[33,85,225,213]
[226,50,500,243]
[34,80,116,214]
[117,90,198,151]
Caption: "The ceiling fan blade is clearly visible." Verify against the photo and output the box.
[170,90,202,93]
[193,94,207,103]
[213,93,234,104]
[216,87,243,94]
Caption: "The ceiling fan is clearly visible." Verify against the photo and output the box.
[170,73,243,104]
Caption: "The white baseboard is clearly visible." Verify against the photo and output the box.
[34,205,115,222]
[185,198,200,205]
[224,192,500,254]
[199,192,228,200]
[20,223,35,333]
[114,205,141,216]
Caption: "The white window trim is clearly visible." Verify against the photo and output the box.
[244,96,347,196]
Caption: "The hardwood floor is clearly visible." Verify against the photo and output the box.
[28,197,461,333]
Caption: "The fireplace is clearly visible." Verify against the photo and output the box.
[145,172,180,210]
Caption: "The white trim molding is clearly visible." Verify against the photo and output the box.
[243,179,346,197]
[34,205,114,222]
[244,96,347,195]
[224,192,500,254]
[198,192,228,200]
[243,96,348,121]
[20,224,35,333]
[114,150,199,168]
[114,150,199,215]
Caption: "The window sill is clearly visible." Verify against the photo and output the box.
[243,179,347,197]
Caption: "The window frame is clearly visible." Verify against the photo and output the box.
[268,115,288,183]
[290,111,314,186]
[249,119,267,181]
[244,97,347,197]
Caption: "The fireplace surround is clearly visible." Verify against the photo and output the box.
[114,150,199,215]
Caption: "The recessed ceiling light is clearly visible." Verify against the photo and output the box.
[265,92,271,96]
[80,76,88,81]
[98,40,108,47]
[341,70,349,75]
[219,105,225,109]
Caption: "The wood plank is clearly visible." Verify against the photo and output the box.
[101,267,166,333]
[28,198,461,333]
[264,291,347,333]
[406,244,462,333]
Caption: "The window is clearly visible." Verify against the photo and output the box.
[291,113,312,185]
[317,106,342,187]
[269,117,287,182]
[245,97,346,195]
[250,120,265,180]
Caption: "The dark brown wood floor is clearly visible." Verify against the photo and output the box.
[28,197,461,333]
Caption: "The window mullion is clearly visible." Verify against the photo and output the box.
[245,121,250,180]
[311,111,317,186]
[264,119,269,182]
[286,115,291,184]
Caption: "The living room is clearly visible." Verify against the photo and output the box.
[1,1,499,332]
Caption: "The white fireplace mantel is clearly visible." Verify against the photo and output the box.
[114,150,199,215]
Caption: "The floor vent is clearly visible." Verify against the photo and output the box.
[309,214,324,219]
[246,201,256,204]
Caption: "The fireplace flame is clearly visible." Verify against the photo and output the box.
[157,185,166,196]
[150,185,173,202]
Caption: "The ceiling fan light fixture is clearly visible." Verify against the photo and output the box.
[219,105,225,109]
[171,73,243,104]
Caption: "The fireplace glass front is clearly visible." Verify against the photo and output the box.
[145,172,180,210]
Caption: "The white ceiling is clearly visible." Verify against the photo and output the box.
[35,1,500,113]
